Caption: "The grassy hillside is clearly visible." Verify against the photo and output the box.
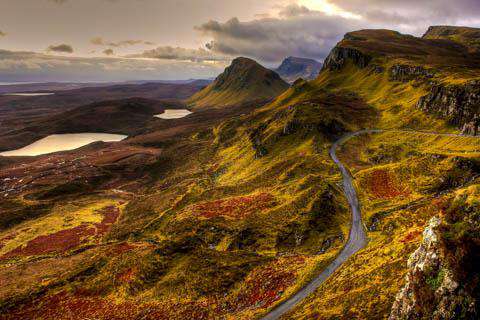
[286,131,480,319]
[0,77,377,319]
[188,57,289,109]
[1,26,480,320]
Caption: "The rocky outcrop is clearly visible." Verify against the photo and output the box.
[416,80,480,134]
[389,216,478,320]
[390,64,434,82]
[248,123,268,158]
[322,47,372,71]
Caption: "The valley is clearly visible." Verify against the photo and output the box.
[0,25,479,320]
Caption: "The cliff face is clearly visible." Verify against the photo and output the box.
[416,81,480,135]
[389,64,435,82]
[322,46,371,71]
[390,196,480,320]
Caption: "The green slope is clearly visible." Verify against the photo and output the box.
[188,57,289,109]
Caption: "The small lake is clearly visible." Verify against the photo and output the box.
[0,133,127,157]
[155,109,192,119]
[3,93,55,96]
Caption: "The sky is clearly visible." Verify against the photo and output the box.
[0,0,479,82]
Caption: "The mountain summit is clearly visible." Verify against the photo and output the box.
[188,57,289,108]
[275,56,322,82]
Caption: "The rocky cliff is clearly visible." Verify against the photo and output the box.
[389,64,435,82]
[416,80,480,135]
[322,46,371,71]
[389,195,480,320]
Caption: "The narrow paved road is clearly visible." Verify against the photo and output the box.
[261,130,381,320]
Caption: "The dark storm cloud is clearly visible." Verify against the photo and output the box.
[90,37,155,47]
[196,13,359,63]
[47,44,74,53]
[129,46,230,62]
[103,48,114,55]
[194,0,480,64]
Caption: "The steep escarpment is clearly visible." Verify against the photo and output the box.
[417,81,480,135]
[314,28,480,136]
[188,57,289,109]
[322,46,371,71]
[389,65,435,82]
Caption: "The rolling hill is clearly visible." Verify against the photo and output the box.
[188,57,289,109]
[1,26,480,320]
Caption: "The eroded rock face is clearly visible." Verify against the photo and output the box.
[389,216,477,320]
[390,64,435,82]
[417,80,480,135]
[322,47,371,71]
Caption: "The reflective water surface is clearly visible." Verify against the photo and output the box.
[154,109,192,119]
[0,133,127,156]
[3,93,55,96]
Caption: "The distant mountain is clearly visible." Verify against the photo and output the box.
[188,57,289,108]
[275,56,322,83]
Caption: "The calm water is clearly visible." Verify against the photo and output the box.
[0,133,127,157]
[154,109,192,119]
[3,93,55,96]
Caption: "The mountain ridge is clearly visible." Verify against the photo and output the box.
[188,57,289,109]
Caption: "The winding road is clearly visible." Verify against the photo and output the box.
[261,130,379,320]
[262,128,478,319]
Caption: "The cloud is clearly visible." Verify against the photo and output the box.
[47,44,74,53]
[328,0,480,32]
[103,48,114,56]
[278,4,312,18]
[0,49,226,82]
[129,46,230,62]
[90,37,155,47]
[194,0,480,64]
[0,31,6,37]
[196,14,358,63]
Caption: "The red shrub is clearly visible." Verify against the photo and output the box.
[1,206,120,259]
[366,169,410,199]
[233,255,306,310]
[191,193,275,219]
